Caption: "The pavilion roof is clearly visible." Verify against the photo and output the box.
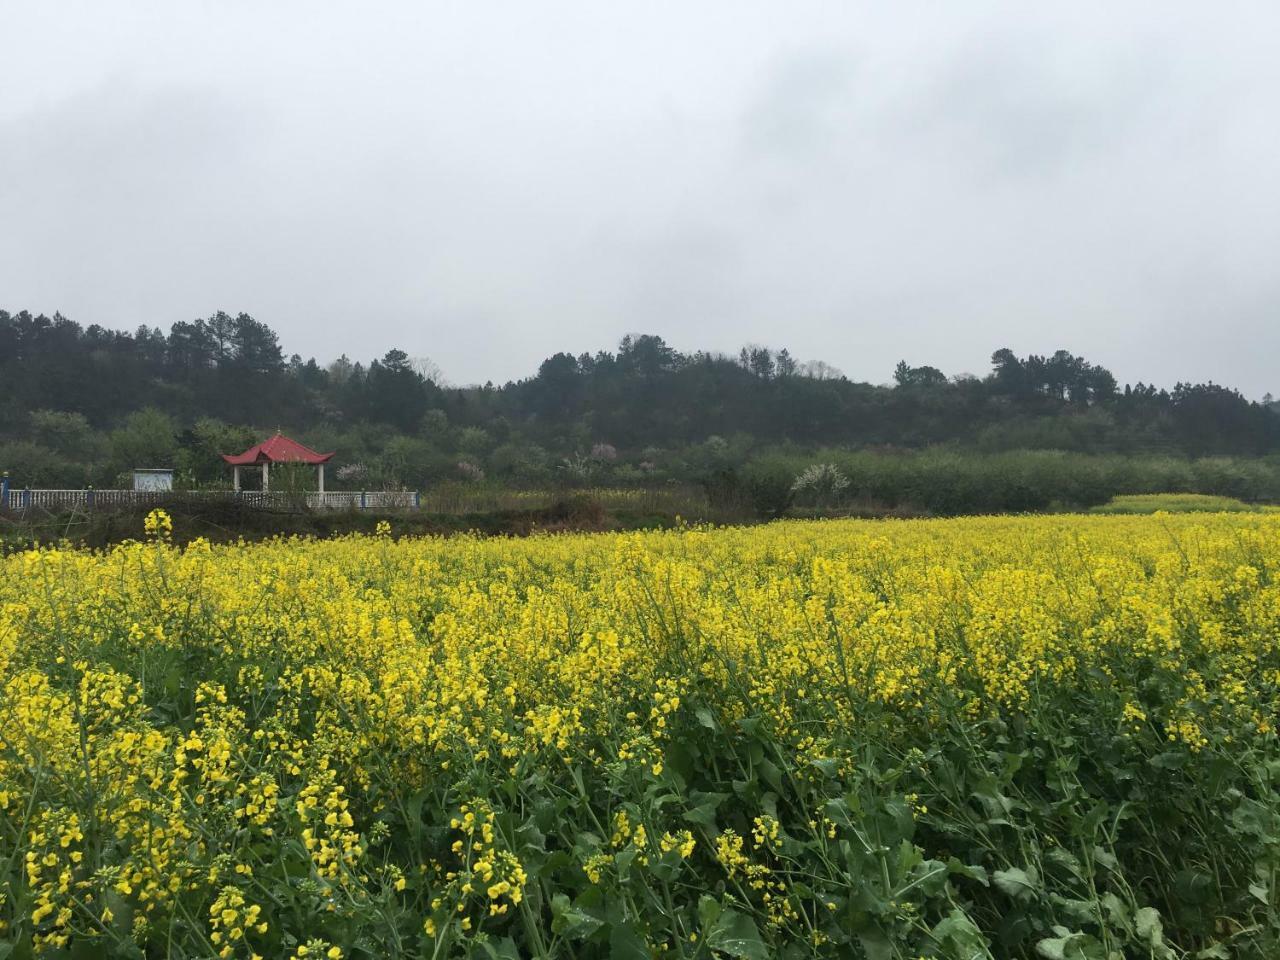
[221,433,334,466]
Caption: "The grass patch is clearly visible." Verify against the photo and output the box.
[1089,492,1262,514]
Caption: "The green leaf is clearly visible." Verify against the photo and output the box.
[163,663,184,697]
[947,857,989,886]
[1173,868,1212,905]
[1091,846,1118,873]
[931,908,988,956]
[1231,798,1272,837]
[758,757,784,793]
[478,937,521,960]
[1195,944,1231,959]
[1035,931,1107,960]
[608,921,651,960]
[575,830,604,851]
[1148,751,1188,770]
[683,792,729,828]
[614,846,637,881]
[993,867,1038,902]
[857,928,893,960]
[810,757,840,777]
[1134,907,1175,959]
[1048,895,1096,924]
[551,893,604,939]
[1099,892,1128,929]
[906,857,949,897]
[403,788,429,843]
[71,939,113,960]
[698,894,723,929]
[1044,846,1084,880]
[651,851,680,883]
[706,908,769,960]
[823,797,854,828]
[1133,906,1161,940]
[1037,936,1070,960]
[1001,751,1025,778]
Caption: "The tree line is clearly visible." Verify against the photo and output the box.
[1,308,1277,491]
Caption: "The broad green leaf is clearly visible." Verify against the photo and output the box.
[758,757,784,793]
[551,893,604,939]
[1134,907,1175,959]
[1173,868,1212,905]
[698,894,723,928]
[683,793,728,828]
[1195,945,1231,959]
[1048,894,1096,924]
[1134,906,1162,940]
[857,928,893,960]
[947,857,989,886]
[706,908,769,960]
[1035,931,1106,960]
[906,857,949,897]
[993,866,1037,902]
[613,846,637,881]
[608,921,651,960]
[931,908,989,956]
[1148,751,1188,771]
[478,937,521,960]
[1037,937,1071,960]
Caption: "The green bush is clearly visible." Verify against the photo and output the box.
[736,449,1280,518]
[1089,493,1260,514]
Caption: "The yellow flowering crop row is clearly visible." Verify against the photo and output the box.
[1,512,1279,957]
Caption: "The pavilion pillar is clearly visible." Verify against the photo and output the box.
[317,463,325,493]
[262,461,269,492]
[232,465,241,492]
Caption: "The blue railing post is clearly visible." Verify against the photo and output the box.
[22,488,31,509]
[361,490,367,510]
[413,490,420,509]
[87,486,95,508]
[1,471,8,509]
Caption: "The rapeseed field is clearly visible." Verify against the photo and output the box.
[2,511,1279,958]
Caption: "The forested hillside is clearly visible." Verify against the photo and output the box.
[2,308,1278,493]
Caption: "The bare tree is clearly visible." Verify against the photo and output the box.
[411,355,447,386]
[798,359,844,381]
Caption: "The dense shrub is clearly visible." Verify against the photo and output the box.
[743,449,1280,517]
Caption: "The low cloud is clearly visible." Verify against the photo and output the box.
[1,2,1277,395]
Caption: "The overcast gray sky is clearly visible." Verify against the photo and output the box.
[2,2,1277,393]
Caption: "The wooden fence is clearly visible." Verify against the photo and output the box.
[0,487,420,513]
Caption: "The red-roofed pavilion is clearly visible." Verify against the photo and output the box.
[221,432,334,492]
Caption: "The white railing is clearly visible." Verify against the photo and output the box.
[305,491,418,510]
[0,488,421,512]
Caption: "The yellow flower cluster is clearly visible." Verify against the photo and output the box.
[430,799,527,934]
[209,885,267,958]
[296,775,362,884]
[0,511,1277,955]
[143,507,173,540]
